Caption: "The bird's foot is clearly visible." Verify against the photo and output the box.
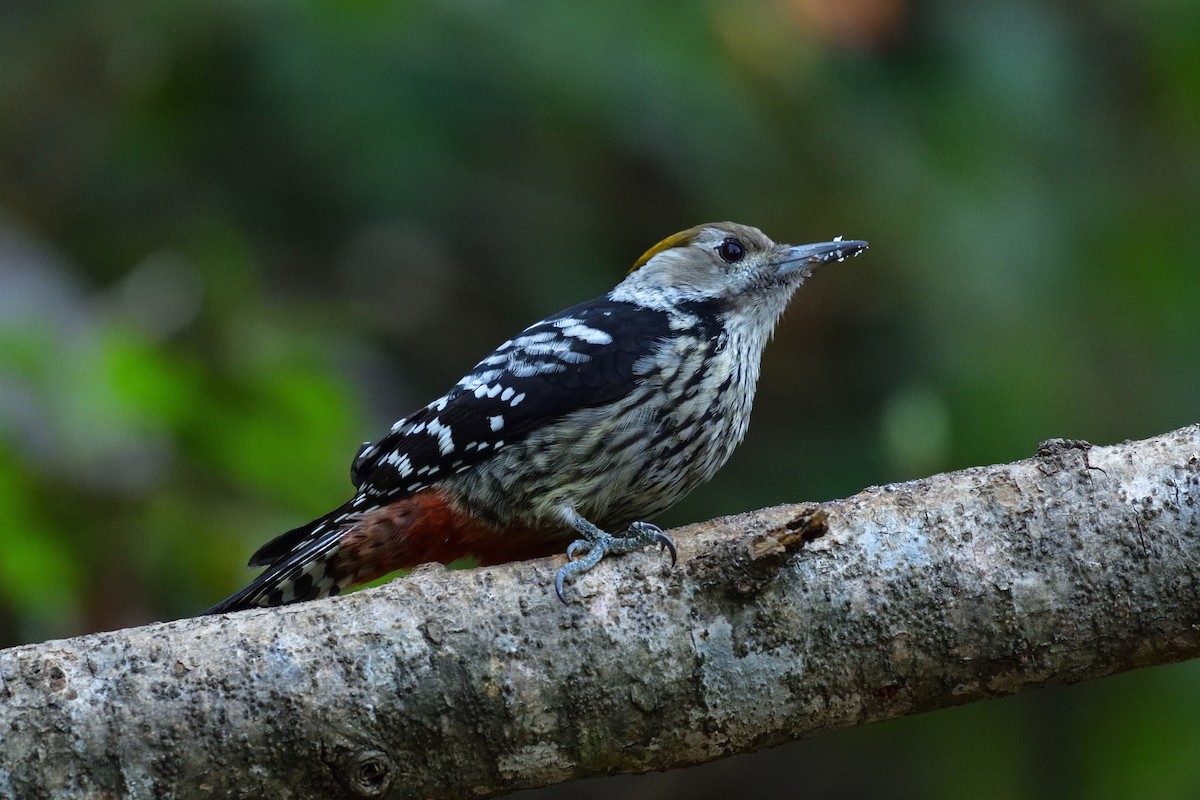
[555,521,676,603]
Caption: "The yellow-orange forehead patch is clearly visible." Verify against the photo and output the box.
[629,228,701,273]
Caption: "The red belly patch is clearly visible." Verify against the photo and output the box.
[331,488,565,585]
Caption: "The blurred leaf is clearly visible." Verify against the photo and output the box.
[0,459,82,630]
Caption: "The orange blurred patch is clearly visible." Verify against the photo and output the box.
[786,0,907,49]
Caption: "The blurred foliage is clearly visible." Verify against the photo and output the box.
[0,0,1197,797]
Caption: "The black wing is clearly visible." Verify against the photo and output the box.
[352,296,674,497]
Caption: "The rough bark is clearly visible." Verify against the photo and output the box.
[2,424,1198,799]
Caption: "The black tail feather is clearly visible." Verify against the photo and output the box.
[247,515,329,567]
[203,498,366,615]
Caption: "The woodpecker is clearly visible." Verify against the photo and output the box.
[203,223,866,613]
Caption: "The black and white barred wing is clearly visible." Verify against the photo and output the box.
[353,298,674,497]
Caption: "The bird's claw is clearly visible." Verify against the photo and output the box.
[652,531,677,566]
[554,521,677,604]
[565,539,591,560]
[554,569,570,605]
[624,522,676,566]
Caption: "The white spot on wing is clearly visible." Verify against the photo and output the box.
[425,417,455,455]
[511,360,564,377]
[560,323,612,345]
[489,415,504,431]
[519,331,556,344]
[383,452,414,477]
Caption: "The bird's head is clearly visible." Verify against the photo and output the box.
[611,222,867,313]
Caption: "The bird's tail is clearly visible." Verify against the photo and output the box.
[201,498,365,615]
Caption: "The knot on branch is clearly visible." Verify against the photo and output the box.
[694,505,828,598]
[333,747,394,798]
[1035,437,1093,458]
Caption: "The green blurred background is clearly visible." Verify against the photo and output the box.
[1,0,1197,797]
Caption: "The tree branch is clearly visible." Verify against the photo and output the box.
[3,425,1199,799]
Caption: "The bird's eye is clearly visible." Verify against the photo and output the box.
[716,237,745,264]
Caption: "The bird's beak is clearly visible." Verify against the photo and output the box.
[774,238,869,276]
